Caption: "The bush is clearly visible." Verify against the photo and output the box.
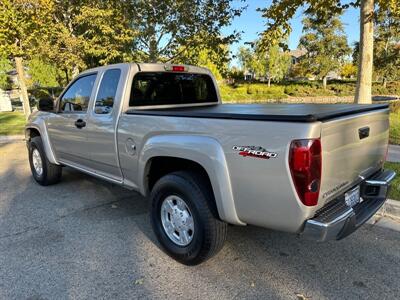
[372,81,400,96]
[390,101,400,114]
[220,83,287,102]
[219,80,400,102]
[283,82,335,97]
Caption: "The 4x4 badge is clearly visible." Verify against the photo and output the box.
[232,146,278,159]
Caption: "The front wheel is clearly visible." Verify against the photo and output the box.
[150,171,227,265]
[28,136,62,186]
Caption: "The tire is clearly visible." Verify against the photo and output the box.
[150,171,227,265]
[28,136,62,186]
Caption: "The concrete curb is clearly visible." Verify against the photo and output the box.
[388,144,400,163]
[377,199,400,220]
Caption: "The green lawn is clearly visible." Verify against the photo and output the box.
[389,110,400,145]
[0,112,26,136]
[385,162,400,201]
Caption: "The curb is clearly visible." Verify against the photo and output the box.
[387,144,400,163]
[0,135,25,143]
[377,199,400,220]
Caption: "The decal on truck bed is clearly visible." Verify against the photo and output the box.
[232,146,278,159]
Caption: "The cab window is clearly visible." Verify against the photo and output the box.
[130,72,218,106]
[94,69,121,114]
[59,74,96,113]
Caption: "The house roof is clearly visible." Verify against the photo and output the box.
[289,49,307,58]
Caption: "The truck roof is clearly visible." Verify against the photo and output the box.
[79,62,210,75]
[126,103,389,122]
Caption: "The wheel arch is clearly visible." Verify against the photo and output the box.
[25,123,59,165]
[138,134,245,225]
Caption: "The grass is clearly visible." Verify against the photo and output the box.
[385,162,400,201]
[220,80,400,102]
[0,112,26,136]
[389,110,400,145]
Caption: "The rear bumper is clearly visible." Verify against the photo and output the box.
[301,169,396,242]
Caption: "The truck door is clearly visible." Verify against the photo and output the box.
[47,73,97,168]
[85,68,124,181]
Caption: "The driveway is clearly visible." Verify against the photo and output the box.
[1,141,400,300]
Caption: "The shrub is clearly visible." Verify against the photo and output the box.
[389,101,400,114]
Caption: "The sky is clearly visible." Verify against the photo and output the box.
[223,0,360,66]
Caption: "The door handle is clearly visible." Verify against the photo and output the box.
[358,126,370,139]
[75,119,86,129]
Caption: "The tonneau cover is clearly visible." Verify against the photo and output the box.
[126,103,389,122]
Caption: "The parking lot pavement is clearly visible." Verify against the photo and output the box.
[1,141,400,300]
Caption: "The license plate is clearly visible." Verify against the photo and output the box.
[345,186,361,207]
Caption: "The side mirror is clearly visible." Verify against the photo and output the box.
[38,98,54,112]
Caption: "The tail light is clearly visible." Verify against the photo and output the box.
[164,65,186,72]
[289,138,322,206]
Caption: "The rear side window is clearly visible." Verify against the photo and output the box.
[130,72,218,106]
[60,74,96,113]
[94,69,121,114]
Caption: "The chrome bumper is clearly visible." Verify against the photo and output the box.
[301,169,396,242]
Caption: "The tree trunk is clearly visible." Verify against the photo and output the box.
[383,77,387,88]
[322,76,327,89]
[64,69,69,83]
[149,37,158,63]
[15,57,31,119]
[268,77,271,87]
[148,25,158,63]
[355,0,374,104]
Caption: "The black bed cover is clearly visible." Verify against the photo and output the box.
[126,103,389,122]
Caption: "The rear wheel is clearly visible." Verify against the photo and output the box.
[28,136,62,185]
[150,171,227,265]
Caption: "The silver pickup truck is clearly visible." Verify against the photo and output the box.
[26,63,396,265]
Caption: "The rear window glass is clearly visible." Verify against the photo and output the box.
[130,72,218,106]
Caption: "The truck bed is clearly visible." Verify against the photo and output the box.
[126,103,389,122]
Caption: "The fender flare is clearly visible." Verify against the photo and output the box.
[25,122,59,165]
[138,134,245,226]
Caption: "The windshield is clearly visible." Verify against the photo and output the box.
[130,72,218,106]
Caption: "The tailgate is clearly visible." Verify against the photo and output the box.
[319,108,389,206]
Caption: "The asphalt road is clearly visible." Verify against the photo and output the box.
[1,141,400,300]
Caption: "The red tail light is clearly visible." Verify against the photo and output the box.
[164,65,187,72]
[172,65,185,72]
[289,138,322,206]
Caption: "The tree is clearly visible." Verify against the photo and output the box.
[36,0,136,80]
[258,0,400,104]
[265,43,291,86]
[237,42,290,84]
[236,45,266,80]
[298,13,351,89]
[28,57,59,87]
[0,0,54,118]
[237,46,254,74]
[172,34,231,78]
[355,0,374,103]
[373,7,400,86]
[340,63,358,79]
[0,56,12,90]
[128,0,244,63]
